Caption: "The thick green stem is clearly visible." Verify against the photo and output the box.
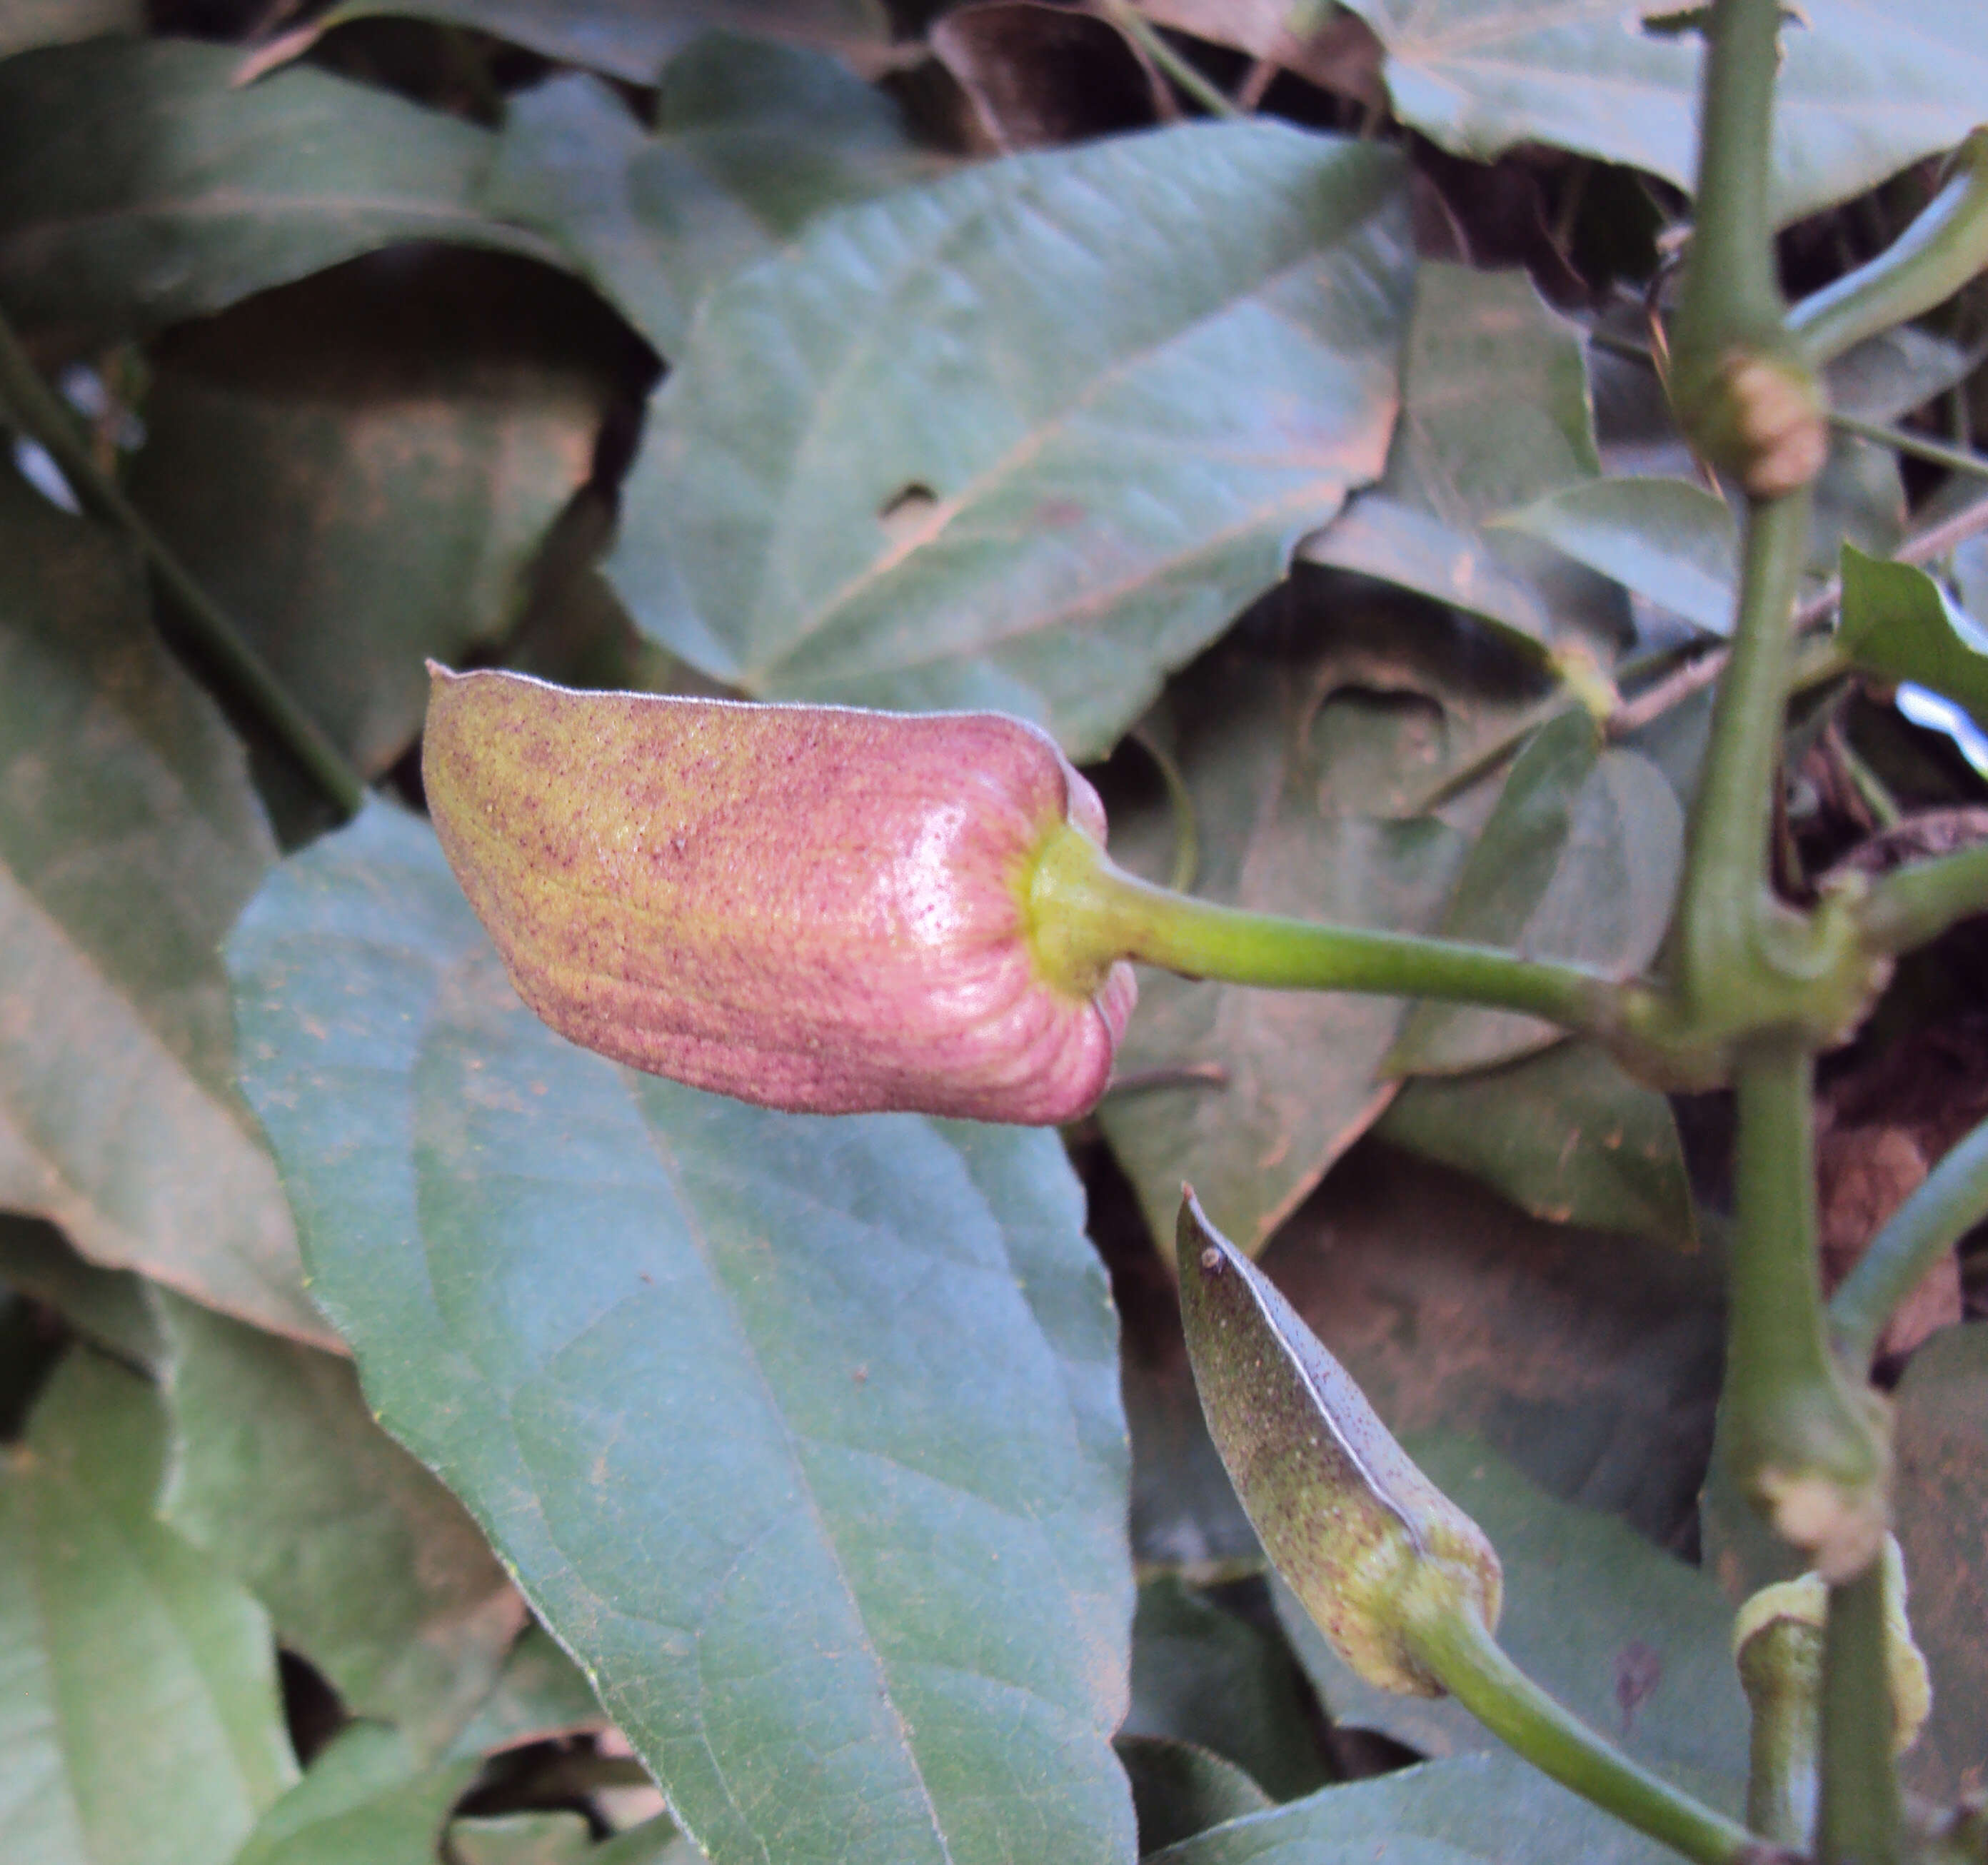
[1790,130,1988,367]
[1725,1039,1889,1580]
[1028,828,1620,1035]
[1673,493,1813,1015]
[1859,841,1988,955]
[1676,0,1786,339]
[1405,1607,1767,1865]
[1816,1562,1902,1865]
[1830,1110,1988,1371]
[0,309,366,819]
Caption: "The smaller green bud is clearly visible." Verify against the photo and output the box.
[1733,1538,1931,1759]
[1175,1190,1502,1696]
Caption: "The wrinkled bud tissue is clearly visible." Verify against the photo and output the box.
[422,667,1135,1124]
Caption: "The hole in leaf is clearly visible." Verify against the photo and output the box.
[878,482,939,548]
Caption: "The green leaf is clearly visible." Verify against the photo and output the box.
[0,1349,296,1865]
[315,0,890,86]
[1390,710,1682,1074]
[1125,1577,1332,1804]
[1113,1736,1272,1856]
[156,1290,527,1757]
[0,39,551,347]
[450,1813,598,1865]
[1300,266,1622,658]
[445,1623,608,1761]
[126,251,618,778]
[608,121,1413,758]
[231,1724,478,1865]
[1377,1041,1697,1252]
[1271,1434,1744,1806]
[0,1215,164,1372]
[0,0,138,59]
[227,800,1138,1865]
[1494,479,1740,638]
[1258,1142,1724,1547]
[1839,543,1988,735]
[0,466,321,1342]
[1095,644,1475,1257]
[488,36,930,358]
[1892,1321,1988,1804]
[1338,0,1988,228]
[1145,1747,1680,1864]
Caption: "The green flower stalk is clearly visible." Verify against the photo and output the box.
[423,667,1135,1124]
[425,671,1632,1127]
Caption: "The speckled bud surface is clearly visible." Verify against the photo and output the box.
[422,667,1136,1124]
[1176,1191,1502,1696]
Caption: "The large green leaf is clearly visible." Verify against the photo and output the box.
[1272,1434,1744,1804]
[1377,1040,1696,1252]
[0,0,136,58]
[1339,0,1987,228]
[127,251,618,778]
[1838,543,1988,736]
[608,120,1414,758]
[0,39,551,347]
[1145,1747,1677,1864]
[445,1623,608,1760]
[488,36,930,358]
[157,1290,527,1757]
[0,1349,296,1865]
[1125,1577,1332,1804]
[231,1725,477,1865]
[1300,263,1619,658]
[0,467,321,1342]
[227,800,1137,1865]
[1389,709,1682,1074]
[1891,1321,1988,1804]
[314,0,889,85]
[1095,644,1474,1258]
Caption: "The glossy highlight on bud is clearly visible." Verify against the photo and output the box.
[421,667,1135,1124]
[1175,1189,1502,1696]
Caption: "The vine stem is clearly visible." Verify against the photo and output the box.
[1671,491,1812,1011]
[1829,1109,1988,1370]
[1027,825,1623,1035]
[1405,1607,1777,1865]
[1725,1038,1887,1581]
[1859,839,1988,956]
[0,308,366,819]
[1817,1562,1902,1865]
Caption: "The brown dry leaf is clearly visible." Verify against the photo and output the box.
[1262,1139,1725,1547]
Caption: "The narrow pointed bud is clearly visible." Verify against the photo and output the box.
[421,667,1135,1124]
[1175,1190,1502,1696]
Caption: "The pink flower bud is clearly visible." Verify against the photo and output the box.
[422,667,1136,1124]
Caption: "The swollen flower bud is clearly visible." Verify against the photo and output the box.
[1176,1190,1502,1696]
[421,667,1135,1124]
